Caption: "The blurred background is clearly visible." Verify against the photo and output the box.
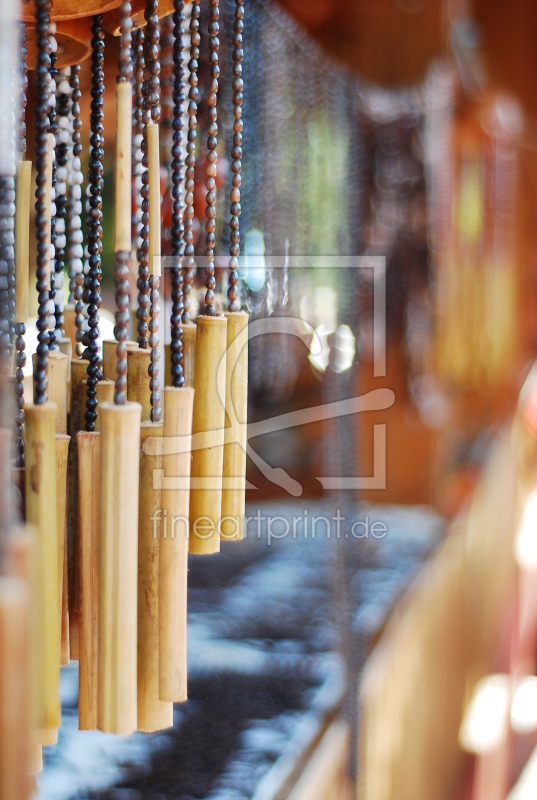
[14,0,537,798]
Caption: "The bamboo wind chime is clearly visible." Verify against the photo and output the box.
[0,0,250,792]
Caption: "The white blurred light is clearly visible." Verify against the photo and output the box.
[515,488,537,572]
[511,677,537,735]
[459,674,511,754]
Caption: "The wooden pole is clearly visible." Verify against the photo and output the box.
[15,160,31,324]
[114,81,132,254]
[0,577,31,800]
[24,403,60,730]
[67,358,89,659]
[147,122,161,277]
[63,304,77,353]
[137,422,173,731]
[127,347,151,422]
[77,431,100,730]
[32,350,69,434]
[98,401,141,734]
[222,312,249,540]
[55,434,70,666]
[102,339,138,381]
[189,315,227,554]
[80,378,115,431]
[5,529,41,778]
[159,386,194,702]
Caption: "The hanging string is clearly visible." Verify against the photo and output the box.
[170,0,185,388]
[114,1,133,406]
[201,0,220,316]
[33,0,53,405]
[145,0,162,423]
[83,16,105,430]
[182,1,200,324]
[48,23,59,349]
[14,21,28,467]
[67,64,85,356]
[227,0,243,312]
[54,69,70,343]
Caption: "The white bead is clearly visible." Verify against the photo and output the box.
[72,172,83,185]
[56,235,67,249]
[72,257,83,272]
[72,230,83,244]
[72,185,82,200]
[72,157,81,172]
[55,218,65,233]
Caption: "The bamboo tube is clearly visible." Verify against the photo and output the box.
[58,336,73,366]
[15,160,32,324]
[77,431,100,730]
[127,347,151,422]
[189,315,227,555]
[0,577,31,800]
[24,403,60,730]
[159,387,194,702]
[0,429,11,535]
[137,423,173,731]
[43,133,54,289]
[56,434,70,667]
[63,303,77,352]
[98,401,141,734]
[221,312,249,541]
[32,350,69,434]
[102,339,138,381]
[164,321,196,388]
[67,359,89,659]
[114,81,132,253]
[61,519,69,666]
[147,122,161,277]
[5,530,43,778]
[80,378,114,432]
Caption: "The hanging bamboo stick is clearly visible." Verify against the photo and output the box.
[137,422,173,731]
[32,350,69,434]
[4,529,42,779]
[67,358,89,659]
[24,403,60,731]
[189,316,227,554]
[77,431,100,730]
[15,160,31,325]
[221,311,248,540]
[0,577,31,800]
[102,339,138,381]
[98,401,141,734]
[159,386,194,702]
[127,347,151,421]
[115,80,132,254]
[63,305,77,353]
[56,434,70,666]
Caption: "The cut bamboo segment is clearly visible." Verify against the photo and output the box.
[61,520,70,667]
[102,339,138,381]
[55,434,70,667]
[43,133,54,289]
[137,422,173,731]
[183,321,196,387]
[58,337,73,368]
[0,429,11,535]
[77,431,100,730]
[164,321,196,388]
[0,577,31,800]
[5,530,42,779]
[32,350,69,434]
[67,359,89,659]
[189,315,227,555]
[15,160,32,325]
[147,122,161,277]
[127,347,151,422]
[114,81,132,253]
[24,403,60,730]
[63,304,77,353]
[159,387,194,702]
[80,378,115,431]
[98,401,141,735]
[222,312,249,541]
